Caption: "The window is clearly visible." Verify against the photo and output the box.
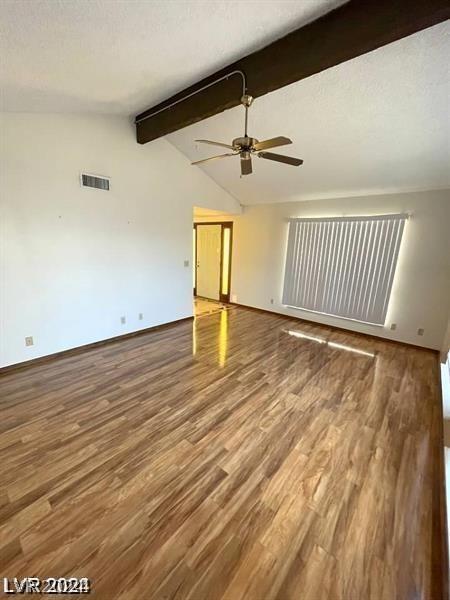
[282,214,407,325]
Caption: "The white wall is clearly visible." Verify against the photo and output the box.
[225,190,450,350]
[0,113,240,367]
[442,316,450,362]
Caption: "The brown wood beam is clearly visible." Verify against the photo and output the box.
[135,0,449,144]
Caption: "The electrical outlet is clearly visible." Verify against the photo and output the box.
[184,259,189,267]
[139,313,143,321]
[270,298,274,305]
[120,316,126,325]
[390,323,397,330]
[25,336,34,347]
[417,328,424,336]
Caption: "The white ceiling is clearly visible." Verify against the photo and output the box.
[1,2,448,205]
[168,22,450,204]
[0,0,344,114]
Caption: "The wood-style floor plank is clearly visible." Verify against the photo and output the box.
[0,306,445,599]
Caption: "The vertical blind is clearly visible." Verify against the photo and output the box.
[282,214,407,325]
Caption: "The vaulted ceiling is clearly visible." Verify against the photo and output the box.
[0,0,344,114]
[168,22,449,204]
[1,1,448,205]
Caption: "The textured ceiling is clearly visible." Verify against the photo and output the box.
[1,2,448,205]
[0,0,344,114]
[168,22,450,204]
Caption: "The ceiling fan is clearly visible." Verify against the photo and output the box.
[192,94,303,176]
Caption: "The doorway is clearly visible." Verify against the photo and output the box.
[194,222,233,303]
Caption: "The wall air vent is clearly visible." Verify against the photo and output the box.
[80,173,110,191]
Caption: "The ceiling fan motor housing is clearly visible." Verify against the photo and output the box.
[192,95,302,174]
[232,136,258,151]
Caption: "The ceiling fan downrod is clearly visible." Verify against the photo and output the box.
[241,94,253,138]
[192,91,303,176]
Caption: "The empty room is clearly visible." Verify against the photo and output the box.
[1,1,450,598]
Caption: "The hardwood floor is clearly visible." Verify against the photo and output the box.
[0,307,446,599]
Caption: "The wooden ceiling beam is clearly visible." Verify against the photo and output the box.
[135,0,449,144]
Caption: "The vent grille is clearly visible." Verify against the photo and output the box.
[81,173,110,190]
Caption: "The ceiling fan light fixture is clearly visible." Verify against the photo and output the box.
[191,96,303,175]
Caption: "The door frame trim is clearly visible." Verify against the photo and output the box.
[194,222,233,303]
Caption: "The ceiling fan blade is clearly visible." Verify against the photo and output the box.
[258,151,303,166]
[240,155,252,176]
[253,136,292,151]
[195,139,235,150]
[192,153,237,166]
